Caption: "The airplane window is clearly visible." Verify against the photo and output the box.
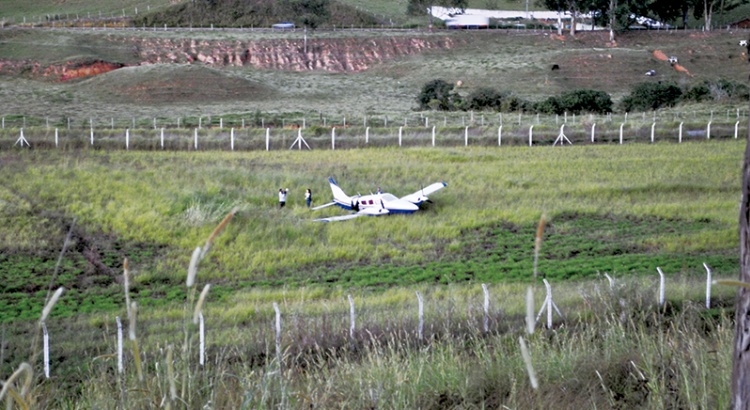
[368,200,374,205]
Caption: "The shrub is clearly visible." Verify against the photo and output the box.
[417,79,462,111]
[620,82,682,112]
[466,88,505,111]
[682,83,711,103]
[535,89,612,115]
[557,89,613,114]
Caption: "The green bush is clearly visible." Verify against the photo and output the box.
[417,79,462,111]
[682,83,711,103]
[535,89,612,115]
[620,82,682,112]
[466,88,505,111]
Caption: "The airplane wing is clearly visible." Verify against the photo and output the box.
[400,182,448,205]
[311,201,336,210]
[314,206,390,222]
[313,213,363,222]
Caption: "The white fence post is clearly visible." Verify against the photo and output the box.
[194,128,198,150]
[704,263,712,309]
[529,125,533,147]
[266,128,270,151]
[230,128,235,151]
[199,312,205,366]
[650,122,655,143]
[604,273,614,290]
[535,279,563,329]
[706,121,711,139]
[416,291,424,341]
[526,287,534,335]
[482,284,490,334]
[125,129,129,150]
[273,302,282,360]
[432,126,436,147]
[619,123,624,144]
[591,123,596,143]
[679,122,683,143]
[365,127,370,144]
[736,121,741,139]
[398,126,403,147]
[55,128,58,148]
[348,294,355,342]
[464,126,469,146]
[160,128,164,149]
[657,267,666,306]
[90,128,94,146]
[220,118,223,129]
[498,125,502,146]
[43,323,50,378]
[116,316,123,374]
[332,127,336,150]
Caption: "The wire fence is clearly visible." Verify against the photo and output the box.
[1,116,745,151]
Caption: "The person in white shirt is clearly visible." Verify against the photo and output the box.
[279,188,288,208]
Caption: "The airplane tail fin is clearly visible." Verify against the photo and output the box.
[328,177,350,203]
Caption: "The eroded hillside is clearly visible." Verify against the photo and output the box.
[0,31,462,80]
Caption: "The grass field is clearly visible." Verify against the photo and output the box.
[0,141,741,321]
[1,1,750,407]
[0,141,743,407]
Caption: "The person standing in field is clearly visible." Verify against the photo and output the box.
[305,188,312,208]
[279,188,288,208]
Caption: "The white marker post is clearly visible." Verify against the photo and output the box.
[230,128,235,151]
[348,294,355,342]
[199,312,205,366]
[535,279,563,329]
[657,267,666,306]
[604,273,614,290]
[160,128,164,149]
[704,263,712,309]
[482,284,490,334]
[266,128,270,151]
[736,121,741,139]
[273,302,281,361]
[706,122,711,139]
[194,129,198,150]
[416,291,424,341]
[125,129,129,150]
[619,123,624,145]
[650,122,655,143]
[679,122,683,143]
[55,129,58,148]
[332,127,335,150]
[399,127,403,147]
[116,316,123,374]
[528,125,533,147]
[432,126,436,147]
[464,126,469,146]
[365,127,370,144]
[43,323,50,378]
[498,125,502,146]
[591,123,596,143]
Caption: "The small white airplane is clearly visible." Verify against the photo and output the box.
[312,177,447,222]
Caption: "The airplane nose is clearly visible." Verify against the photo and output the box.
[394,200,419,212]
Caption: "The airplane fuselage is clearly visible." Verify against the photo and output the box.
[334,193,419,214]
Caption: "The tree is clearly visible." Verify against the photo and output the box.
[417,79,462,111]
[690,0,748,30]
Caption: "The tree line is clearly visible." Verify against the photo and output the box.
[417,78,750,114]
[540,0,748,35]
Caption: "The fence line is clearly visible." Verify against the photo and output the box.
[32,263,720,377]
[2,119,745,151]
[1,110,747,132]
